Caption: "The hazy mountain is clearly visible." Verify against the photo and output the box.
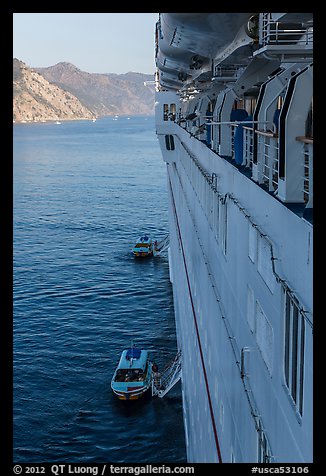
[35,62,155,117]
[13,59,95,123]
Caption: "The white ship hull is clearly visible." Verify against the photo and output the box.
[155,13,313,463]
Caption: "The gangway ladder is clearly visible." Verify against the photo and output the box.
[152,350,182,398]
[153,234,169,256]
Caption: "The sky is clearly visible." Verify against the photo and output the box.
[13,13,159,75]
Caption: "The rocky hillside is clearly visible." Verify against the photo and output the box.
[13,59,95,123]
[35,62,155,117]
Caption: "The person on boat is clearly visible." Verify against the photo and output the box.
[152,363,161,389]
[154,240,158,251]
[125,369,134,382]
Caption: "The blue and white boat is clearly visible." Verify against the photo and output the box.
[111,347,152,400]
[132,235,153,257]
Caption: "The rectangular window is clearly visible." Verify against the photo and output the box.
[284,294,291,387]
[170,103,176,121]
[291,306,299,402]
[165,135,175,150]
[163,104,169,121]
[247,285,255,333]
[283,290,305,415]
[256,301,274,374]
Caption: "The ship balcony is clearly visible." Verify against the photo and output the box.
[255,13,313,62]
[260,13,313,47]
[224,122,280,193]
[180,118,313,220]
[233,124,313,215]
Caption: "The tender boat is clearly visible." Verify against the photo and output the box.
[132,235,153,257]
[111,347,152,400]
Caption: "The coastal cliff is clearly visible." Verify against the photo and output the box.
[13,59,155,123]
[13,59,95,123]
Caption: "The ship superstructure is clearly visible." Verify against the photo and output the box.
[154,13,313,463]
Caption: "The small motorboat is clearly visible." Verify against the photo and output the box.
[133,235,153,257]
[111,347,152,400]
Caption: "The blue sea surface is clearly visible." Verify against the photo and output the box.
[13,116,186,463]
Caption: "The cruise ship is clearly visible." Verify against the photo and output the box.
[154,13,313,463]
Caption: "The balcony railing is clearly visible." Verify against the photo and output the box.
[177,117,313,210]
[260,13,313,47]
[256,130,279,192]
[243,126,254,168]
[296,136,313,207]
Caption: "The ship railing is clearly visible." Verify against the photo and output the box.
[260,13,313,47]
[185,117,313,209]
[203,119,279,192]
[204,119,275,130]
[229,122,259,164]
[243,126,254,168]
[229,122,238,160]
[153,234,170,256]
[296,135,313,208]
[256,130,279,192]
[152,350,182,398]
[204,119,275,166]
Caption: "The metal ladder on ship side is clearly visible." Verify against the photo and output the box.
[151,350,182,398]
[153,234,169,256]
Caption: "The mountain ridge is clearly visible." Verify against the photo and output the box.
[13,59,95,123]
[13,59,155,123]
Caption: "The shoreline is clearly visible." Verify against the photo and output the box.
[13,113,155,125]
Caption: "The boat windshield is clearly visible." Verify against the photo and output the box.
[114,368,146,382]
[134,243,150,248]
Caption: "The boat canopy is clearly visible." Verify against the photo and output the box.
[136,235,151,244]
[126,348,141,360]
[118,348,149,371]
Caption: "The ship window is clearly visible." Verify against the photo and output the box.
[163,103,169,121]
[246,285,255,333]
[170,103,176,121]
[256,301,274,374]
[165,135,175,150]
[284,291,305,415]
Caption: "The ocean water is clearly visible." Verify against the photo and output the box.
[13,116,186,463]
